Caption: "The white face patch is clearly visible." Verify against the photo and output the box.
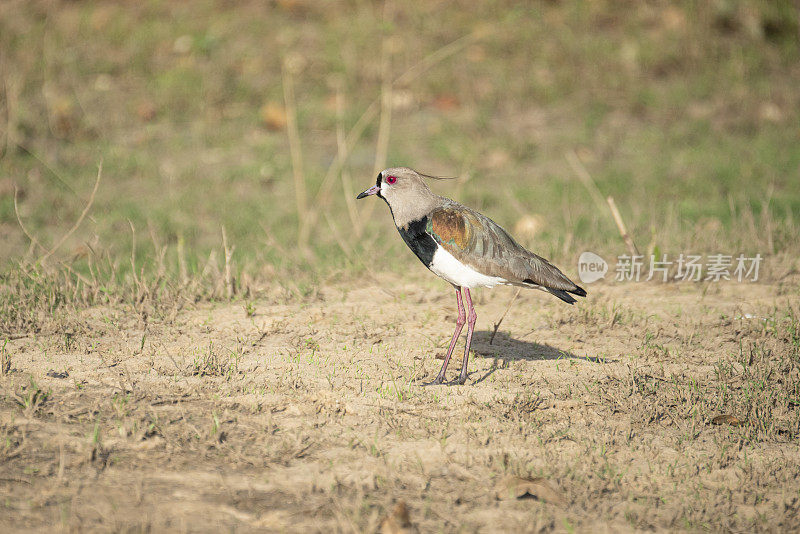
[429,247,507,289]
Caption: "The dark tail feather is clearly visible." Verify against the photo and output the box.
[570,285,587,297]
[547,288,577,304]
[547,284,586,304]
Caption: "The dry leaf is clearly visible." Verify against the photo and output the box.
[260,103,287,131]
[495,476,566,506]
[711,414,743,427]
[380,501,416,534]
[432,95,460,111]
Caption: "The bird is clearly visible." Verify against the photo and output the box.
[357,167,586,385]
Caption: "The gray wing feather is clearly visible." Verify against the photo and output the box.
[432,201,584,294]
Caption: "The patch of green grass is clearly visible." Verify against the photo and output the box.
[713,321,800,441]
[12,376,51,418]
[599,306,800,443]
[191,340,244,379]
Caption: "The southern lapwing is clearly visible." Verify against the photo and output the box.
[357,167,586,385]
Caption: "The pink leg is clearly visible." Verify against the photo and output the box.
[457,288,477,384]
[432,287,465,384]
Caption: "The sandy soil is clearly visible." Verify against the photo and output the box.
[2,277,799,532]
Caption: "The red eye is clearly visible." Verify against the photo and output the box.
[386,175,397,184]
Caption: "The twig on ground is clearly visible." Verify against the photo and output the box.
[490,287,522,345]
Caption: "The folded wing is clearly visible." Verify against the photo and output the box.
[427,205,586,303]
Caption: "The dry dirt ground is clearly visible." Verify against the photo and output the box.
[2,277,799,532]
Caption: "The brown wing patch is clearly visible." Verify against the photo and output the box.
[429,208,473,251]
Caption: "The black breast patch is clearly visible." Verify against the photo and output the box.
[397,216,437,268]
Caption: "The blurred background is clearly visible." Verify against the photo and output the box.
[1,1,798,310]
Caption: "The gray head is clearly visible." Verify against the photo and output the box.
[356,167,441,227]
[356,167,444,227]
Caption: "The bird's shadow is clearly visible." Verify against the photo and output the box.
[466,330,613,384]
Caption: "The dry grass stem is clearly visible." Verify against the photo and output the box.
[362,5,394,225]
[393,30,481,87]
[763,183,775,255]
[566,150,607,215]
[1,341,10,375]
[13,186,47,257]
[1,64,22,158]
[307,28,481,233]
[40,162,102,262]
[281,59,310,252]
[606,196,640,257]
[221,225,235,299]
[323,211,355,263]
[335,82,361,236]
[177,234,189,285]
[128,219,139,289]
[489,287,522,344]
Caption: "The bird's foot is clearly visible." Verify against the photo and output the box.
[454,373,468,385]
[421,374,446,386]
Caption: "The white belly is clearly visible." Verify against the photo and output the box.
[429,247,506,288]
